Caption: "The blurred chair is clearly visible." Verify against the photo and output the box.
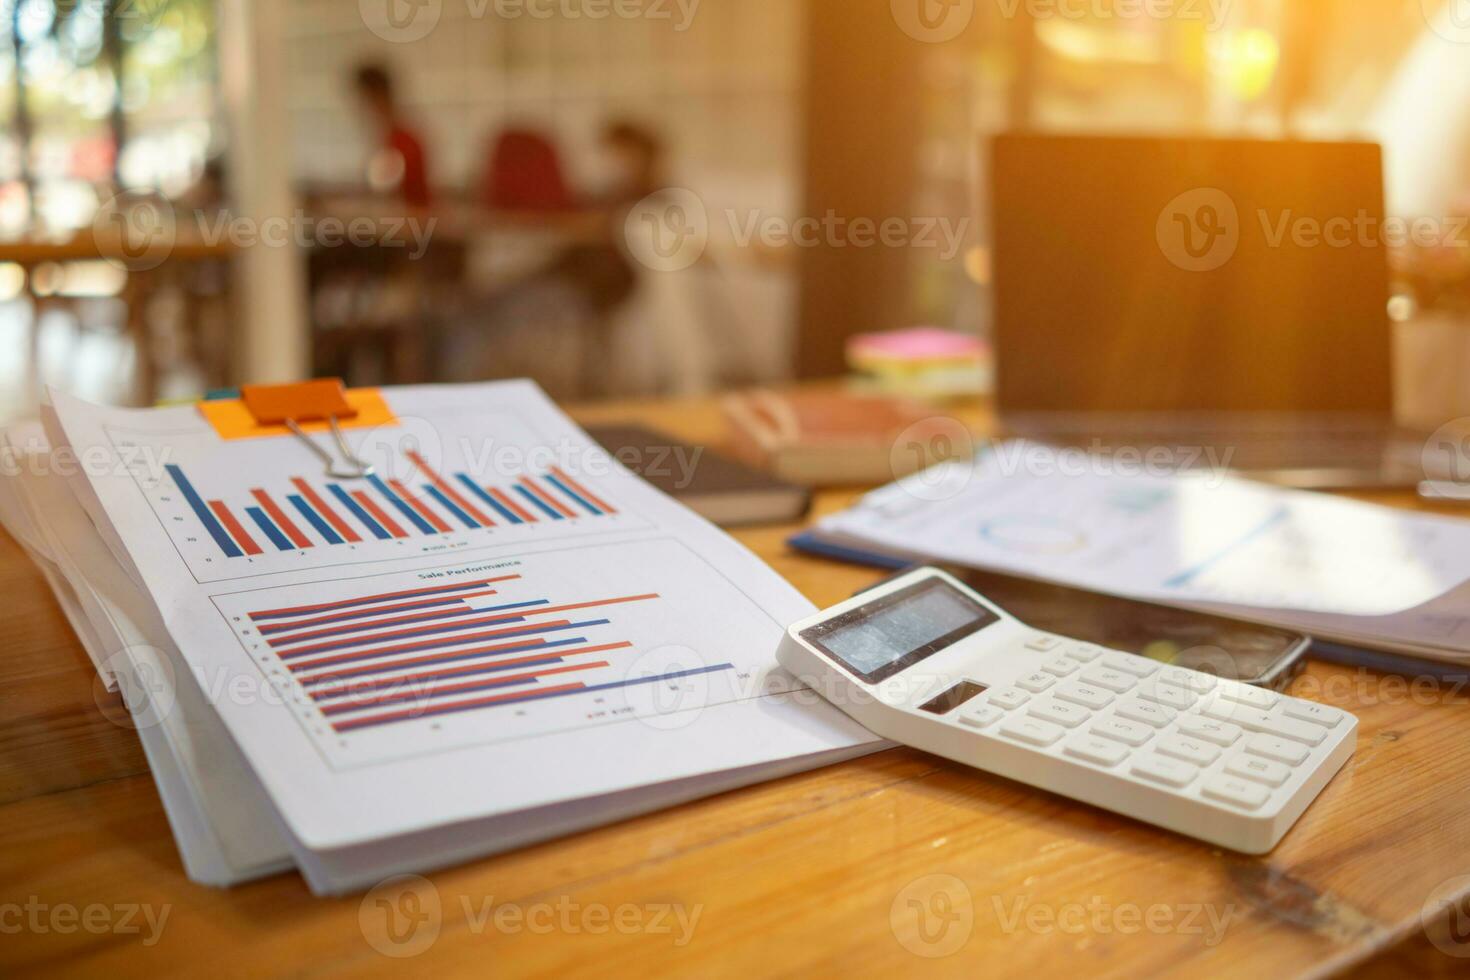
[481,130,574,213]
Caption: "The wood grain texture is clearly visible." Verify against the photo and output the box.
[2,393,1469,978]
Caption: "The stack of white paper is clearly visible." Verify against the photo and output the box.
[0,381,878,894]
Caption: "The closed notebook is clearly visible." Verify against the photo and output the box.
[722,389,967,487]
[588,424,811,527]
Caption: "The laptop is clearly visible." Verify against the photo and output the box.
[988,133,1428,489]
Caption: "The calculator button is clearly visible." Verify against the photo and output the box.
[1224,755,1291,788]
[1115,700,1176,729]
[1091,717,1153,747]
[1055,682,1114,711]
[1137,681,1197,711]
[1131,754,1198,788]
[987,689,1030,711]
[1282,701,1343,728]
[1218,683,1281,711]
[1064,734,1129,768]
[1000,716,1066,747]
[1158,666,1217,693]
[1041,658,1079,677]
[1016,672,1056,694]
[1080,667,1137,694]
[1156,735,1221,767]
[1025,635,1062,652]
[1200,702,1325,746]
[1175,716,1242,747]
[1028,700,1089,729]
[1267,718,1327,747]
[959,705,1002,731]
[1243,733,1310,766]
[1200,700,1268,727]
[1062,642,1103,663]
[1102,654,1159,678]
[1203,775,1270,811]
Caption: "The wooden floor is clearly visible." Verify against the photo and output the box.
[3,393,1470,977]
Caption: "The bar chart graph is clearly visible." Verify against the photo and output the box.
[212,538,767,767]
[165,457,618,559]
[112,406,647,584]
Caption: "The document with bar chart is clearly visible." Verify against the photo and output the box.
[211,537,784,769]
[44,381,876,880]
[105,394,650,585]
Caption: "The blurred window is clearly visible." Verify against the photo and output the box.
[0,0,217,238]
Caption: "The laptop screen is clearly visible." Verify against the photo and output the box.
[989,135,1394,416]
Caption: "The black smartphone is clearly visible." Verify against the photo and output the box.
[858,565,1311,691]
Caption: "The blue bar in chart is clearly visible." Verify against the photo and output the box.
[328,484,391,540]
[456,474,523,525]
[289,494,344,545]
[545,473,604,516]
[166,464,243,558]
[248,506,295,552]
[516,485,564,521]
[367,474,436,536]
[424,485,479,529]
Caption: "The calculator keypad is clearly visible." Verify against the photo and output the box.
[967,639,1352,816]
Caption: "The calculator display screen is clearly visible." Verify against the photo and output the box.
[802,579,998,683]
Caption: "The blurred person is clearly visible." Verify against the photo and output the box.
[452,121,680,395]
[353,63,432,209]
[593,121,664,208]
[541,121,669,318]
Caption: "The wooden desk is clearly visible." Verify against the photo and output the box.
[3,393,1470,977]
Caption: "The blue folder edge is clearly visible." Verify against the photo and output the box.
[786,531,1470,682]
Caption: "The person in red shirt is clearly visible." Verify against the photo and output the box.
[353,64,432,208]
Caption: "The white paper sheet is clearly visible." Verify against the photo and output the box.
[818,442,1470,619]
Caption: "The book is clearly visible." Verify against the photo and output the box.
[586,424,810,527]
[722,389,968,487]
[0,381,881,893]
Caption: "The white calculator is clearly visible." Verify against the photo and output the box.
[777,567,1356,853]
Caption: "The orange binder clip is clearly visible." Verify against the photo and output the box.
[240,379,376,480]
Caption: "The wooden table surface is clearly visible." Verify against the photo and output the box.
[3,393,1470,978]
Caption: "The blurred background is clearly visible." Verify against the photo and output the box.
[1,0,1468,420]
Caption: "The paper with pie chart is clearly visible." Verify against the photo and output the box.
[816,441,1470,618]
